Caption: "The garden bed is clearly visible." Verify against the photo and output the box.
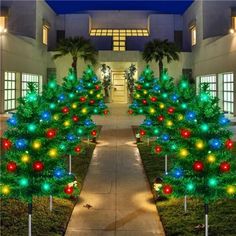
[137,141,236,236]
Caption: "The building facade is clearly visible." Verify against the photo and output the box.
[1,0,236,115]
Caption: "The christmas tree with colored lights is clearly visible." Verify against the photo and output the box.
[161,84,236,235]
[0,83,77,202]
[128,65,158,116]
[80,65,108,116]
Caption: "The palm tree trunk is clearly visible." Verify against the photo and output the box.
[159,61,163,78]
[72,57,77,76]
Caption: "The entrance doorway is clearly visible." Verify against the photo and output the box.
[111,71,127,103]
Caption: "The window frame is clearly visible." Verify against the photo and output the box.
[43,25,49,45]
[190,25,197,46]
[222,72,234,114]
[4,72,16,112]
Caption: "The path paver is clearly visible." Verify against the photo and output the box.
[65,104,165,236]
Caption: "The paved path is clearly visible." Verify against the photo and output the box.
[66,104,165,236]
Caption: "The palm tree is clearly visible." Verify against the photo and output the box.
[53,36,98,76]
[142,39,180,77]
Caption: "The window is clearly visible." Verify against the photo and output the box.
[232,16,236,30]
[21,74,43,97]
[190,25,196,46]
[4,72,16,111]
[199,74,217,97]
[43,25,49,45]
[89,28,149,51]
[56,30,65,43]
[0,16,7,33]
[223,73,234,114]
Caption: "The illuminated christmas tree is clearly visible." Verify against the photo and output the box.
[80,65,108,116]
[0,83,77,233]
[129,65,158,116]
[161,84,236,235]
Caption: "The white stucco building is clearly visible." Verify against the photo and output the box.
[1,0,236,115]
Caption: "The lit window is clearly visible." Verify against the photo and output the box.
[0,16,7,33]
[4,72,16,112]
[21,74,43,97]
[190,25,196,46]
[223,73,234,114]
[43,25,49,45]
[199,75,217,97]
[89,28,149,51]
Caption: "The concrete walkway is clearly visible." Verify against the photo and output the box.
[66,104,165,236]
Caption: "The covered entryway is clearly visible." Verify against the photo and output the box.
[111,71,127,103]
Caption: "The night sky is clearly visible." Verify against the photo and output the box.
[46,1,194,14]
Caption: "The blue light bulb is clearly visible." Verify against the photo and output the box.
[40,111,51,121]
[161,134,170,142]
[92,77,98,82]
[7,116,17,126]
[15,139,27,150]
[219,116,230,125]
[76,85,84,92]
[53,167,65,179]
[58,94,66,102]
[153,85,160,92]
[209,138,221,150]
[185,111,196,121]
[172,168,184,179]
[67,134,76,141]
[84,119,92,126]
[144,119,152,126]
[171,94,178,102]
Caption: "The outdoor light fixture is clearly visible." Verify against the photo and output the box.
[0,26,7,34]
[229,28,235,34]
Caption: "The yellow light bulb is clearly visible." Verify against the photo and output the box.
[178,114,184,121]
[72,103,77,109]
[159,103,165,109]
[96,94,101,98]
[227,186,236,195]
[207,154,216,163]
[166,120,173,127]
[48,148,58,158]
[136,94,141,98]
[53,114,59,121]
[21,154,30,163]
[149,108,156,114]
[81,108,87,114]
[63,120,71,127]
[32,140,41,150]
[179,148,189,157]
[2,186,10,195]
[90,90,94,95]
[195,140,205,150]
[143,90,147,95]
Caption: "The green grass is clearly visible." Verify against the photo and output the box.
[0,142,96,236]
[138,141,236,236]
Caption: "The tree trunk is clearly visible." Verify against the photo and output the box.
[72,57,77,77]
[159,61,163,78]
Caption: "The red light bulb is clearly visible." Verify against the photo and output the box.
[142,99,147,105]
[2,138,12,150]
[139,130,146,136]
[46,129,56,138]
[163,185,173,195]
[6,161,17,172]
[168,107,175,114]
[91,130,97,137]
[64,186,74,195]
[80,97,86,102]
[157,115,164,122]
[74,145,81,153]
[62,107,69,114]
[180,129,191,138]
[95,85,100,90]
[220,161,231,172]
[225,139,233,149]
[33,161,44,172]
[137,85,142,90]
[193,161,204,172]
[90,99,95,105]
[151,97,157,102]
[104,110,109,115]
[155,145,162,153]
[72,116,79,122]
[128,109,133,115]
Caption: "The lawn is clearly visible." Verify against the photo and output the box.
[0,141,96,236]
[138,141,236,236]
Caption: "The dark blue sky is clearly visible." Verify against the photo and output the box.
[46,1,193,14]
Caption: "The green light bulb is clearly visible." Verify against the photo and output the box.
[48,81,56,88]
[200,93,209,102]
[87,83,92,87]
[49,103,56,109]
[181,103,187,109]
[181,81,188,89]
[200,123,209,132]
[94,108,98,114]
[27,93,37,102]
[208,178,217,187]
[68,74,75,80]
[19,178,29,187]
[153,128,159,135]
[162,93,168,98]
[77,128,83,134]
[162,74,168,80]
[28,123,37,132]
[139,108,143,114]
[42,183,50,191]
[69,93,75,98]
[171,144,177,150]
[186,183,194,191]
[59,144,66,150]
